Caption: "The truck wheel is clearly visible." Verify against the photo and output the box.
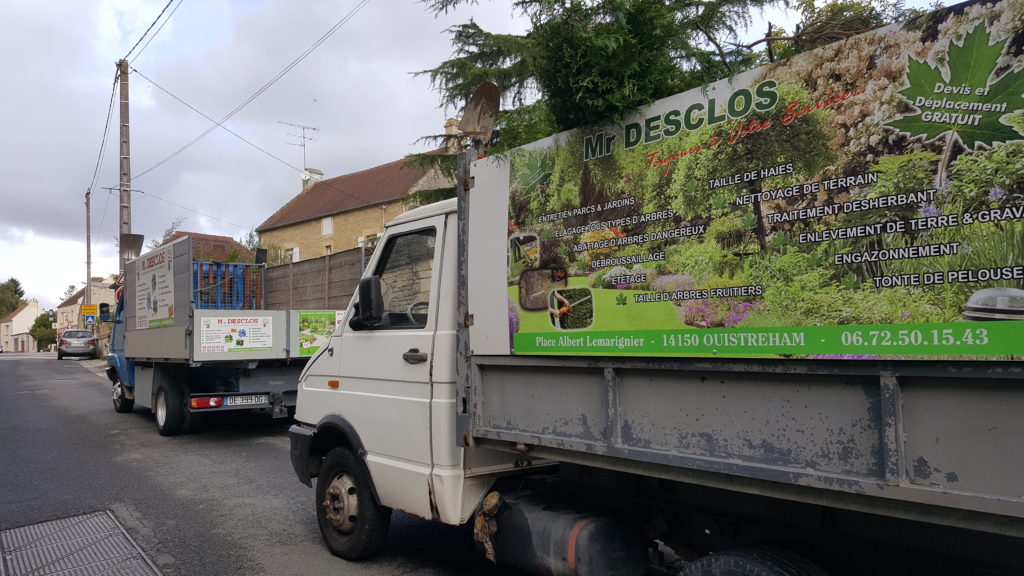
[155,382,185,436]
[679,546,829,576]
[315,447,391,560]
[112,380,134,413]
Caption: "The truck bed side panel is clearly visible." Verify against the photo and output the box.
[468,356,1024,531]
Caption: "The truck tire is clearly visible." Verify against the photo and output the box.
[155,382,185,436]
[112,379,134,413]
[315,447,391,560]
[679,546,829,576]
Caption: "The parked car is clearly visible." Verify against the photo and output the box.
[57,330,97,360]
[0,344,4,353]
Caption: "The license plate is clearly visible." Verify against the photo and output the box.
[226,394,268,406]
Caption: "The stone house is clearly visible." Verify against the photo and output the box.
[1,300,41,353]
[56,276,118,337]
[256,154,453,264]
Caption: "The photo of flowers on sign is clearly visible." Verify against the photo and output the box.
[505,0,1023,359]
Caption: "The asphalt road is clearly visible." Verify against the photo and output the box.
[0,353,518,576]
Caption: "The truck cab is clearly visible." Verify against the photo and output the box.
[289,199,522,559]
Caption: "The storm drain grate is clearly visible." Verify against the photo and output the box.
[1,511,161,576]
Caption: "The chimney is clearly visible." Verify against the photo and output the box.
[444,118,462,154]
[301,168,323,192]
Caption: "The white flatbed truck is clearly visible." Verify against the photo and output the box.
[288,1,1024,573]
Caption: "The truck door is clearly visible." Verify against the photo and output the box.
[333,216,445,520]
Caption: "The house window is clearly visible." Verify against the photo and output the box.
[283,247,300,263]
[325,245,332,256]
[322,217,333,236]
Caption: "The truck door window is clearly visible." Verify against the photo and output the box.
[370,228,436,329]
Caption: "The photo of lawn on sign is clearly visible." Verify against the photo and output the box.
[509,234,540,280]
[548,288,593,330]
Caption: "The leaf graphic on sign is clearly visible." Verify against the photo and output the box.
[886,25,1024,150]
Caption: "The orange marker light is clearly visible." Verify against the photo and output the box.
[327,380,340,389]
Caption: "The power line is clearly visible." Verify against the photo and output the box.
[128,66,409,218]
[106,0,390,238]
[129,0,185,64]
[126,67,404,223]
[132,67,300,174]
[88,71,120,196]
[99,186,246,232]
[122,0,178,62]
[132,0,371,182]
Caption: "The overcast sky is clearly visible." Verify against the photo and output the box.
[0,0,947,311]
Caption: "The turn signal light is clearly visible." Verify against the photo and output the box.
[327,380,340,388]
[191,397,223,409]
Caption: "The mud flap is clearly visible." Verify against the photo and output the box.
[270,391,287,418]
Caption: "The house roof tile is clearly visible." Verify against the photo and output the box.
[256,156,432,232]
[164,231,255,262]
[0,303,28,323]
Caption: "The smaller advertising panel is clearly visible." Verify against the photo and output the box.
[135,244,175,329]
[298,311,345,356]
[199,315,273,353]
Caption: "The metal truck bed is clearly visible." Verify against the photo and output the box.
[464,356,1024,537]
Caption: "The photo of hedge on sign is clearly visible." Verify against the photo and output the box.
[505,0,1023,360]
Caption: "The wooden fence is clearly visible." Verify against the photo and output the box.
[263,246,367,310]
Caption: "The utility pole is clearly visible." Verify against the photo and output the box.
[85,189,92,308]
[118,59,132,271]
[279,121,318,168]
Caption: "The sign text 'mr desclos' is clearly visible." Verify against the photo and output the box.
[583,80,780,162]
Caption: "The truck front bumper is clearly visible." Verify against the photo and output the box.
[288,424,315,487]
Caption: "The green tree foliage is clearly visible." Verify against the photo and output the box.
[420,0,779,132]
[0,278,26,318]
[529,0,684,128]
[147,216,186,250]
[60,284,77,305]
[416,17,539,111]
[30,313,56,350]
[756,0,916,61]
[490,100,559,153]
[238,227,260,252]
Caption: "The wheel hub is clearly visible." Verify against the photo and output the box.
[322,473,359,532]
[155,392,166,427]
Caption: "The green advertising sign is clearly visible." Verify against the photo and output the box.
[298,311,343,356]
[504,2,1024,360]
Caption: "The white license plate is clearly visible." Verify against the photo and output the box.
[226,394,268,406]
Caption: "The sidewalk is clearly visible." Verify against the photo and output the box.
[79,357,109,379]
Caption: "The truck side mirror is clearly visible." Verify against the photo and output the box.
[99,303,111,322]
[350,276,383,330]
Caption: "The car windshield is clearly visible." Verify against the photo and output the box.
[64,331,92,338]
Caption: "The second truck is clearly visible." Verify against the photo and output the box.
[104,235,340,435]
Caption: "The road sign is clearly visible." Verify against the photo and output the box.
[84,315,97,325]
[81,304,98,316]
